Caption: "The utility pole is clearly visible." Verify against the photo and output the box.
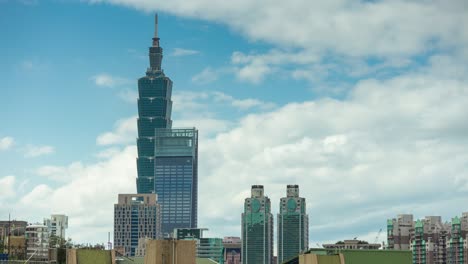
[7,213,10,256]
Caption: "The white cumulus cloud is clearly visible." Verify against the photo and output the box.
[171,48,200,57]
[0,137,14,151]
[86,0,468,58]
[0,176,16,199]
[96,116,137,145]
[91,73,130,88]
[7,146,137,242]
[24,145,55,158]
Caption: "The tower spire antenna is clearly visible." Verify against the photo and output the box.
[152,13,160,47]
[154,13,158,39]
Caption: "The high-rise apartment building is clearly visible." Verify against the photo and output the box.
[136,14,173,194]
[44,214,68,240]
[448,217,465,264]
[388,213,468,264]
[154,128,198,236]
[388,214,414,250]
[114,194,161,256]
[277,185,308,263]
[412,220,427,264]
[242,185,273,264]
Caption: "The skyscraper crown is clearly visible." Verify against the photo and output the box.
[251,185,264,198]
[287,184,299,197]
[147,14,163,75]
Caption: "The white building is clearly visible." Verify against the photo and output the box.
[44,214,68,240]
[25,224,49,261]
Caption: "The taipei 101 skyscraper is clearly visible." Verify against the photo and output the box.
[136,15,173,194]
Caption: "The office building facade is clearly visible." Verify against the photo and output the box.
[136,14,173,194]
[278,185,308,263]
[154,128,198,236]
[114,194,161,256]
[242,185,273,264]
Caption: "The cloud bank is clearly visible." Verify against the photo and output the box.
[4,56,468,243]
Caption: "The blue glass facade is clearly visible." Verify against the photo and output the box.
[154,128,198,236]
[136,16,173,194]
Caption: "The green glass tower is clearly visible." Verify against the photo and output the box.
[277,185,308,263]
[241,185,273,264]
[136,14,173,194]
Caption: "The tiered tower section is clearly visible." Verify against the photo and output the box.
[136,14,173,194]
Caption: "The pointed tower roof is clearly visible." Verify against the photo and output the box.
[152,13,160,47]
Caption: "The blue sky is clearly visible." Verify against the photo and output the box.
[1,0,468,247]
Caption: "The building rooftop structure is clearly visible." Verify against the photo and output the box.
[283,249,412,264]
[323,239,381,250]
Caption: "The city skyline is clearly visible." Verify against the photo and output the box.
[1,0,468,248]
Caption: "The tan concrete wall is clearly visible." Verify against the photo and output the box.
[66,249,77,264]
[111,250,116,264]
[299,254,318,264]
[145,240,196,264]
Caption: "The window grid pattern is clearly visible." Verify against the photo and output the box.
[136,42,173,194]
[155,156,197,235]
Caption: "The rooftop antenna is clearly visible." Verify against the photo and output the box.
[152,13,160,47]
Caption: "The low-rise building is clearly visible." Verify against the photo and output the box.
[25,224,49,261]
[0,220,27,242]
[323,239,381,250]
[223,237,241,264]
[4,236,26,259]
